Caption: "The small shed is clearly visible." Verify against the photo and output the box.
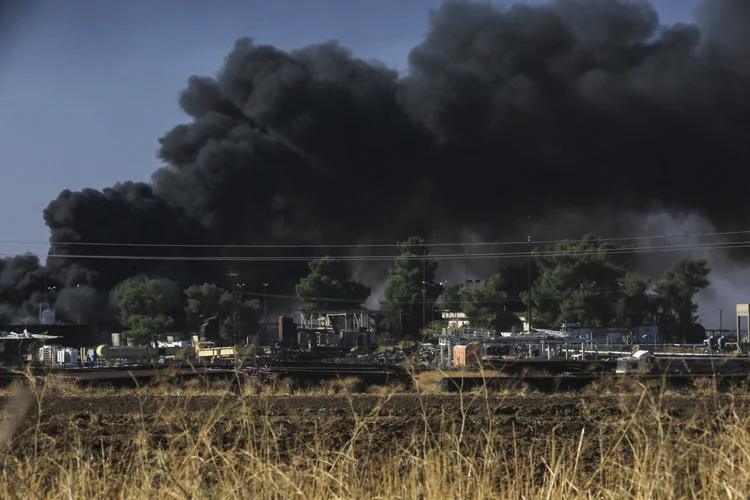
[453,344,482,367]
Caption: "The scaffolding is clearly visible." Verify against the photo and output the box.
[296,310,375,332]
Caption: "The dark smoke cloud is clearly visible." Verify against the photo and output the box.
[2,0,749,327]
[0,0,40,41]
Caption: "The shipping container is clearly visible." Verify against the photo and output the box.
[453,344,482,367]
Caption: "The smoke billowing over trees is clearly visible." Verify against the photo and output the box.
[1,0,749,327]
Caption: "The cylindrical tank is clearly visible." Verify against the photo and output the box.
[95,344,195,359]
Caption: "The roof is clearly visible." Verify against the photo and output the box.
[0,330,61,340]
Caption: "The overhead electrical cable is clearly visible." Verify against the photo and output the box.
[5,239,750,262]
[242,287,630,305]
[0,229,749,250]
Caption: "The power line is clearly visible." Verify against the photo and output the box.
[5,239,750,262]
[1,229,749,250]
[241,286,632,305]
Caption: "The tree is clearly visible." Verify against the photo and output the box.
[233,299,262,341]
[653,257,710,342]
[380,237,437,336]
[498,262,540,313]
[185,283,232,331]
[295,257,371,311]
[184,283,261,342]
[461,273,521,330]
[523,235,641,328]
[437,283,464,312]
[616,273,654,328]
[113,278,182,345]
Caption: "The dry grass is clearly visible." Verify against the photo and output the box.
[2,374,750,498]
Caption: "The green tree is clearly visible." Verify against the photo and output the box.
[653,257,710,342]
[616,273,654,328]
[234,299,262,341]
[380,237,437,337]
[523,235,641,328]
[437,283,464,312]
[462,273,521,330]
[498,262,539,313]
[113,278,182,345]
[295,257,371,311]
[184,283,261,342]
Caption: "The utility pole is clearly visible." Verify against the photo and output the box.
[719,308,723,331]
[262,282,269,339]
[464,246,469,288]
[431,282,436,324]
[527,215,532,332]
[422,281,446,325]
[422,250,426,332]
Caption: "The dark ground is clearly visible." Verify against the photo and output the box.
[3,391,737,458]
[0,386,742,489]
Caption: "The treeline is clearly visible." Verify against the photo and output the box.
[113,235,710,344]
[113,281,261,345]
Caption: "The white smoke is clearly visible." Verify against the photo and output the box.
[349,210,749,326]
[351,228,505,310]
[634,212,749,330]
[533,209,749,330]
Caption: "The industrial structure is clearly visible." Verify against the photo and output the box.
[20,309,379,369]
[3,303,750,393]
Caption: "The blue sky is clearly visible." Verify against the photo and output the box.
[0,0,702,257]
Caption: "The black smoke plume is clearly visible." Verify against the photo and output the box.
[3,0,749,326]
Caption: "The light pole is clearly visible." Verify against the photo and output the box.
[46,286,55,308]
[422,281,446,325]
[200,314,219,343]
[526,215,532,332]
[262,282,269,336]
[422,250,426,332]
[719,308,723,331]
[76,284,80,324]
[44,285,55,325]
[227,272,241,345]
[236,282,245,344]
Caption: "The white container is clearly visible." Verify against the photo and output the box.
[616,350,651,374]
[67,348,79,364]
[38,345,56,364]
[56,348,79,365]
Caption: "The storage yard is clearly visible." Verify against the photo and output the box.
[2,308,750,391]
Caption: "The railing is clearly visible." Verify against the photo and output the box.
[594,343,739,357]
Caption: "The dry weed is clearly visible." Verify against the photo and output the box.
[0,374,748,498]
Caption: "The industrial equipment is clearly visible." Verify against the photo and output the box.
[95,344,194,364]
[616,350,652,374]
[92,341,258,366]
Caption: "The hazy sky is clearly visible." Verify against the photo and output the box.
[0,0,702,257]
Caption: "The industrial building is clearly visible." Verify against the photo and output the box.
[27,309,380,369]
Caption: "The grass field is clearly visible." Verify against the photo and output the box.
[1,373,749,499]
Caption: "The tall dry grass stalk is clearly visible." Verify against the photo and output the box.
[0,374,749,498]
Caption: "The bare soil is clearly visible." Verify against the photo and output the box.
[1,390,743,476]
[0,393,732,435]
